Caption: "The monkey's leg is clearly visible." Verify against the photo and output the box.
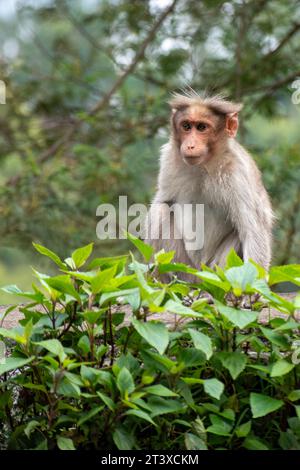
[208,230,242,268]
[145,202,197,282]
[211,232,262,308]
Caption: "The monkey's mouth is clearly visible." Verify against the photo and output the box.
[183,156,203,165]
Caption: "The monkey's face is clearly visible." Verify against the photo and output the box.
[173,105,221,166]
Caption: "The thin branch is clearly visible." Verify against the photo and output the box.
[248,68,300,99]
[89,0,178,115]
[216,0,300,94]
[240,21,300,98]
[60,2,168,89]
[6,0,178,187]
[244,69,300,116]
[32,31,100,93]
[263,22,300,60]
[58,1,118,66]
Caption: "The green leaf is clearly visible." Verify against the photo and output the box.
[144,384,178,397]
[141,350,176,372]
[148,397,184,417]
[164,299,202,317]
[270,359,295,377]
[71,243,93,268]
[217,352,247,379]
[188,328,213,360]
[35,439,48,450]
[117,367,135,396]
[225,262,258,294]
[97,392,116,411]
[100,288,140,307]
[64,271,96,282]
[57,436,75,450]
[64,257,76,270]
[126,409,156,426]
[0,327,26,344]
[279,429,300,450]
[24,420,40,438]
[155,250,175,264]
[91,266,117,294]
[269,265,300,287]
[243,436,269,450]
[203,378,224,400]
[113,427,135,450]
[23,382,47,393]
[24,319,33,343]
[259,327,290,349]
[235,420,251,438]
[126,231,154,262]
[288,390,300,402]
[216,302,258,328]
[147,288,166,308]
[294,293,300,309]
[181,377,203,385]
[77,406,104,426]
[44,275,80,302]
[250,393,284,418]
[193,416,207,440]
[253,281,295,314]
[57,378,80,398]
[274,319,300,331]
[81,310,105,325]
[207,414,233,436]
[32,243,66,269]
[195,271,231,291]
[158,262,197,275]
[132,319,169,355]
[34,339,66,362]
[88,255,128,270]
[0,356,35,376]
[78,335,90,354]
[0,285,44,302]
[225,248,244,268]
[130,256,153,294]
[184,433,207,450]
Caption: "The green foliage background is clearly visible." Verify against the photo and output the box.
[1,241,300,450]
[0,0,299,301]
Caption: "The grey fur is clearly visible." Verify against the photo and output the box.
[145,94,274,278]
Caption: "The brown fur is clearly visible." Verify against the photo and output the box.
[145,91,274,280]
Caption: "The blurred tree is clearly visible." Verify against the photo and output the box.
[0,0,299,263]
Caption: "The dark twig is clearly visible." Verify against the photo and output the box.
[108,303,114,366]
[263,22,300,60]
[58,301,78,339]
[5,0,178,187]
[88,0,178,115]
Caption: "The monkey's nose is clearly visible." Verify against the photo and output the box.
[187,145,195,150]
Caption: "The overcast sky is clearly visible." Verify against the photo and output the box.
[0,0,173,19]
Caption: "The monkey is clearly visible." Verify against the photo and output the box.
[144,90,274,281]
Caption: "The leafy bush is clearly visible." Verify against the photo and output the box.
[0,238,300,450]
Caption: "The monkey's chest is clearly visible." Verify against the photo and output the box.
[175,193,233,261]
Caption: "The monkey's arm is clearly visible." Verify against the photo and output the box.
[228,171,273,270]
[144,198,194,266]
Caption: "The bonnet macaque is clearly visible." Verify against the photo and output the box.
[145,91,274,278]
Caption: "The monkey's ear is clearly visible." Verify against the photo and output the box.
[225,112,239,138]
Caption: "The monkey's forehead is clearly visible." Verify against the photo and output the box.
[174,105,216,121]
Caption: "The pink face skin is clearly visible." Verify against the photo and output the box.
[173,105,239,166]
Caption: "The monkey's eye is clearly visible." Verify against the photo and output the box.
[197,122,208,132]
[181,121,192,131]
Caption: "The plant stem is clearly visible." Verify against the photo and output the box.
[108,303,115,366]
